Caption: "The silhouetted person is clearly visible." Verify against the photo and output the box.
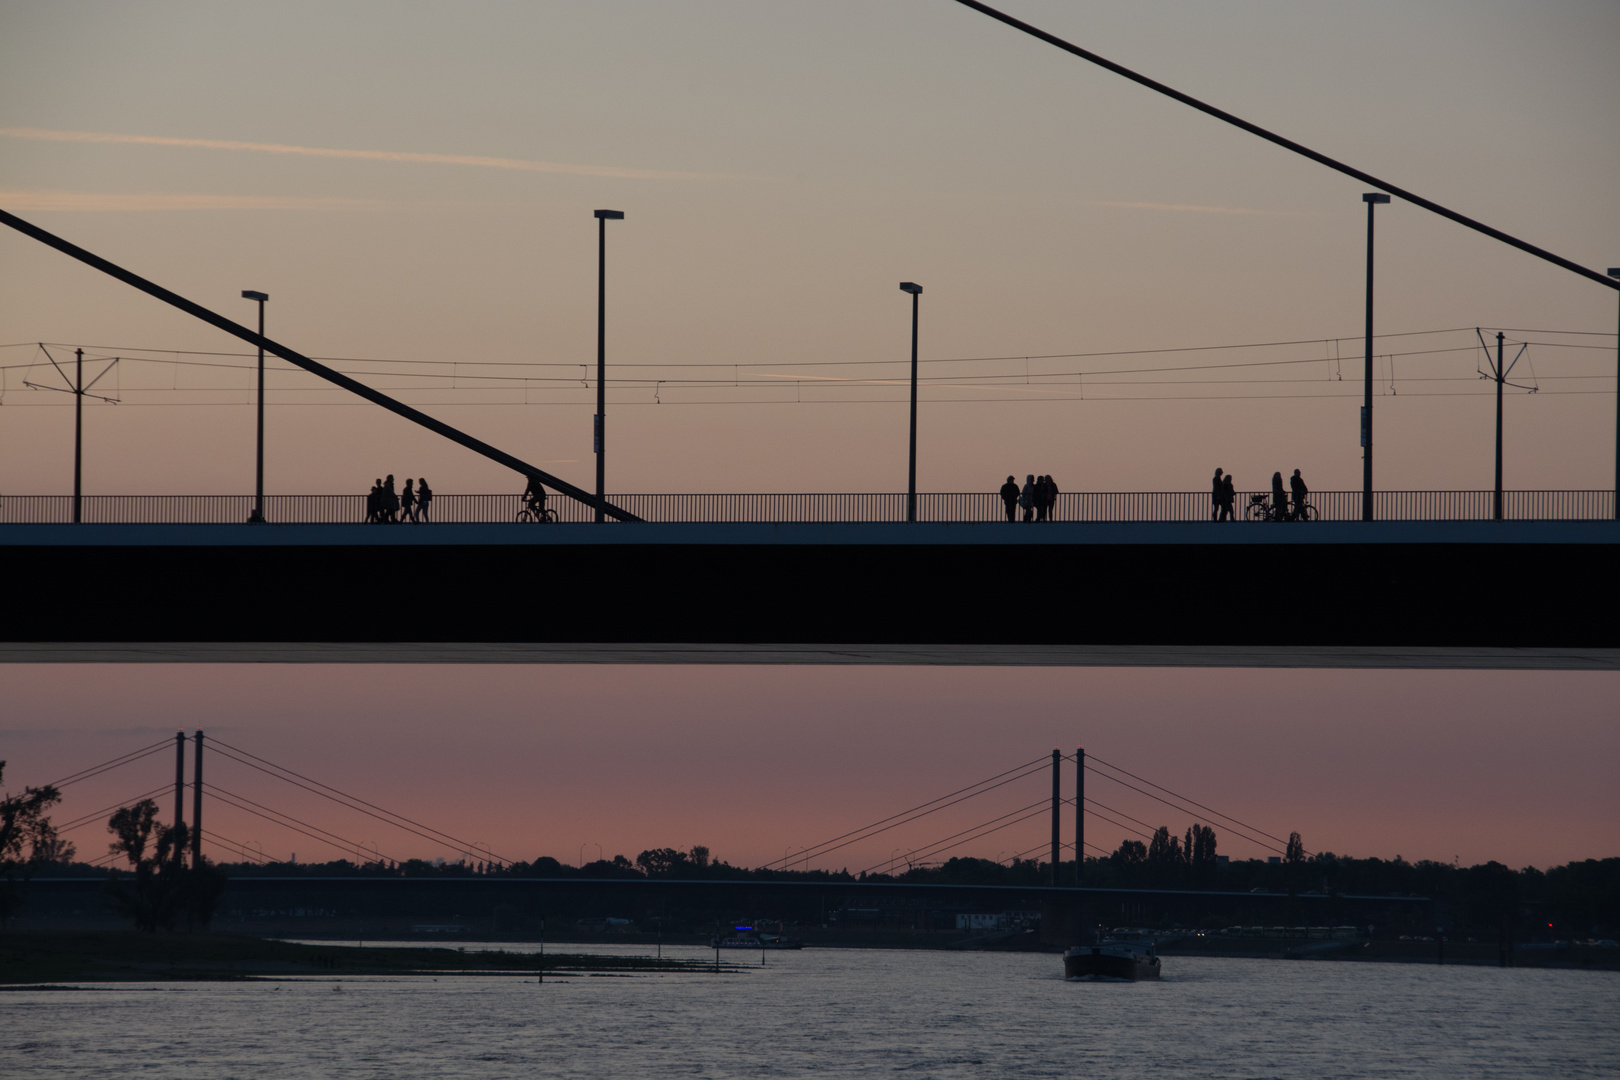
[400,478,417,523]
[366,478,383,524]
[1043,475,1060,521]
[383,475,400,524]
[1290,469,1309,521]
[999,475,1019,522]
[416,478,433,523]
[524,475,548,519]
[1212,468,1225,521]
[1271,472,1287,522]
[1019,474,1035,522]
[1221,473,1236,522]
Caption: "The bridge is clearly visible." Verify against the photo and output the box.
[21,734,1437,942]
[4,513,1617,668]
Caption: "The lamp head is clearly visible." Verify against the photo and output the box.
[594,209,625,220]
[899,282,923,295]
[241,290,269,302]
[1363,193,1391,205]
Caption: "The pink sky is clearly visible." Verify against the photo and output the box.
[7,664,1616,872]
[2,4,1617,877]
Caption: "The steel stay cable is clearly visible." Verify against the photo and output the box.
[858,797,1053,875]
[888,804,1055,872]
[760,755,1049,868]
[207,738,513,864]
[201,781,405,864]
[202,785,397,863]
[53,784,173,835]
[45,738,171,788]
[1085,768,1288,855]
[948,0,1619,291]
[1084,754,1289,846]
[201,830,273,864]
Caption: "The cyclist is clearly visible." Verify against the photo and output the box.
[1290,469,1309,521]
[523,475,549,520]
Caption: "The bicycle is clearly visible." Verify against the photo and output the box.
[515,500,556,524]
[1247,493,1317,522]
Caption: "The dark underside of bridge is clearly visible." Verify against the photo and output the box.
[4,521,1617,669]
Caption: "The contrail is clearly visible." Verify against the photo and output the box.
[0,126,720,181]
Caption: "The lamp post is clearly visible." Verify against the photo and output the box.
[593,210,625,523]
[72,347,83,523]
[242,290,269,523]
[1611,268,1620,520]
[899,282,923,522]
[1361,193,1390,522]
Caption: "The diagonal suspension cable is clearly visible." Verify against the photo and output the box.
[203,784,399,864]
[861,798,1053,876]
[0,208,641,520]
[207,738,513,865]
[46,738,172,789]
[761,755,1051,869]
[948,0,1620,291]
[1085,753,1290,848]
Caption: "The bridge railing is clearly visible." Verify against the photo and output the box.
[0,490,1613,524]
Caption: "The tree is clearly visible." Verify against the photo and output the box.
[0,761,71,925]
[635,848,690,878]
[1285,832,1305,865]
[689,845,711,870]
[104,799,226,932]
[1185,824,1218,881]
[1111,839,1147,865]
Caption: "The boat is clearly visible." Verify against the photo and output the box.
[1063,940,1161,981]
[712,928,805,950]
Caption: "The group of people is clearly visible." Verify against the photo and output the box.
[999,474,1060,522]
[1211,467,1308,522]
[366,474,433,523]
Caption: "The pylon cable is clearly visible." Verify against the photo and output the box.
[45,739,171,789]
[1085,754,1291,847]
[207,738,513,865]
[203,784,399,864]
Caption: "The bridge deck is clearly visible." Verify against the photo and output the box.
[4,521,1617,668]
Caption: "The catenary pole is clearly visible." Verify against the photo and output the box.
[0,208,640,522]
[594,210,624,523]
[73,348,83,524]
[1362,194,1388,520]
[900,283,923,521]
[1495,332,1505,521]
[1611,269,1620,519]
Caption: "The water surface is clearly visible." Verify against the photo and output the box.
[6,947,1616,1078]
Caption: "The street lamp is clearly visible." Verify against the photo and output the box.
[899,282,923,522]
[594,210,625,523]
[1611,268,1620,520]
[1360,194,1390,522]
[242,290,269,523]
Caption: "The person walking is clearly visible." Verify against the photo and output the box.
[999,475,1020,522]
[1043,475,1060,521]
[1289,469,1309,521]
[1212,468,1225,522]
[416,478,433,523]
[1221,472,1236,522]
[1270,472,1287,523]
[366,478,382,524]
[383,475,400,524]
[400,478,417,523]
[1019,474,1036,522]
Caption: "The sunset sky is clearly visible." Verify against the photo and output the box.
[2,1,1616,871]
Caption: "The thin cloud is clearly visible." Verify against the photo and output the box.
[0,189,390,212]
[0,126,723,181]
[1095,200,1273,216]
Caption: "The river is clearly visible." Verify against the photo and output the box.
[6,945,1616,1078]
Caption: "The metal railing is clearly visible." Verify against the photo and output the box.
[0,490,1612,524]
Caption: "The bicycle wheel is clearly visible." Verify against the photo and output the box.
[1247,503,1269,522]
[540,508,557,523]
[1300,504,1318,522]
[515,509,535,523]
